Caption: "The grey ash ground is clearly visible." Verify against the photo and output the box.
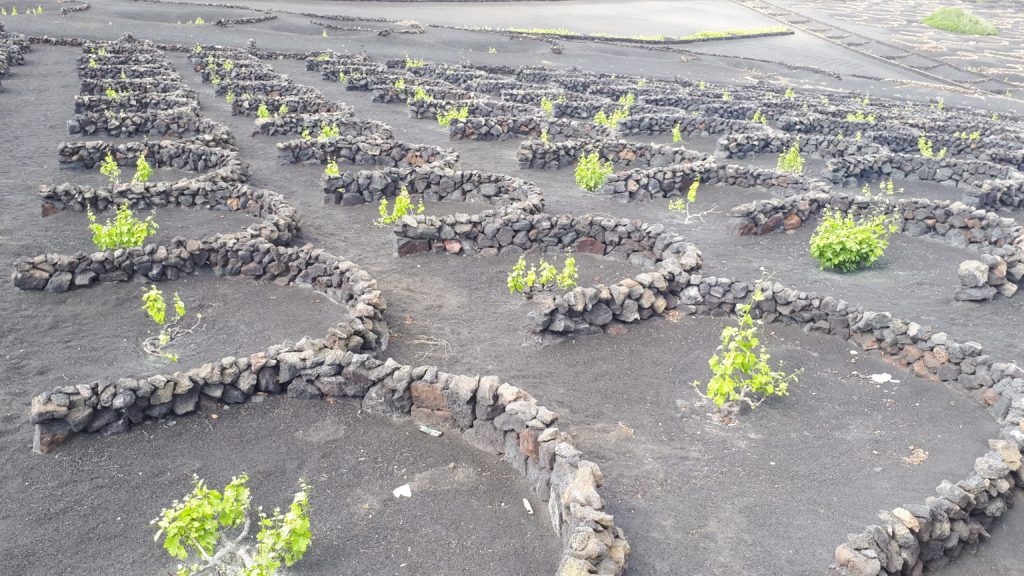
[1,2,1023,576]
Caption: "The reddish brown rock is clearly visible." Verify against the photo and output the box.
[411,380,447,411]
[574,237,606,255]
[518,428,539,460]
[397,239,430,257]
[443,239,462,254]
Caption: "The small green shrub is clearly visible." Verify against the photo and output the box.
[338,71,347,84]
[142,285,179,327]
[776,140,805,174]
[132,152,153,184]
[104,86,121,100]
[405,56,425,69]
[410,86,432,102]
[324,158,340,177]
[507,255,577,293]
[752,109,768,125]
[140,285,200,362]
[672,122,682,143]
[809,208,897,272]
[721,90,732,101]
[277,103,288,117]
[668,178,699,211]
[193,16,205,25]
[693,286,799,410]
[917,135,947,158]
[87,204,158,250]
[574,151,614,193]
[783,87,795,99]
[923,7,997,36]
[256,103,270,119]
[99,151,121,185]
[540,128,549,145]
[225,90,235,105]
[318,123,340,140]
[152,474,312,576]
[845,110,875,123]
[860,179,904,199]
[376,186,424,226]
[593,93,634,128]
[540,95,555,117]
[436,105,469,128]
[393,77,406,91]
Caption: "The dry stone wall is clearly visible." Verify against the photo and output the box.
[0,25,28,84]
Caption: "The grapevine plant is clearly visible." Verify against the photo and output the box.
[667,177,715,223]
[151,474,312,576]
[693,285,799,412]
[917,135,947,159]
[593,92,634,128]
[324,158,340,177]
[318,123,340,141]
[574,151,614,193]
[436,105,469,128]
[99,151,121,185]
[141,285,202,362]
[809,208,897,272]
[507,255,577,294]
[376,186,424,226]
[87,204,157,250]
[776,140,805,174]
[132,152,153,184]
[410,86,432,102]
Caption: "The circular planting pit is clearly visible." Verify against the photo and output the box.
[3,397,562,576]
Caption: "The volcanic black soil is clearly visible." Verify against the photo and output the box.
[1,2,1022,576]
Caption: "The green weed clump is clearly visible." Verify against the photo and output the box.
[922,8,997,36]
